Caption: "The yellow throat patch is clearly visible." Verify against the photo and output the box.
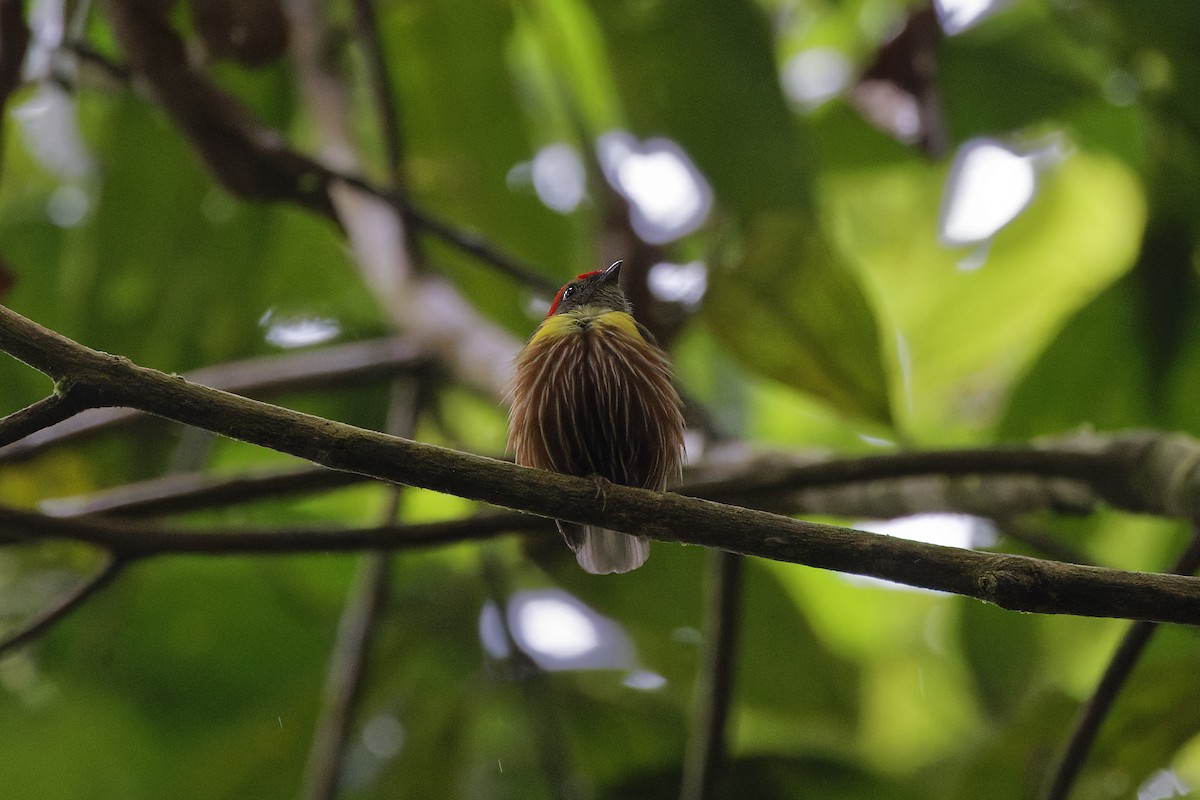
[530,308,645,344]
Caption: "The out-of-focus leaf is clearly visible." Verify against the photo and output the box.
[944,631,1200,800]
[1077,645,1200,800]
[737,559,859,723]
[958,600,1042,719]
[705,212,894,426]
[933,689,1076,800]
[585,0,810,213]
[998,277,1154,439]
[515,0,623,134]
[827,147,1144,441]
[0,688,166,799]
[939,12,1101,141]
[381,0,563,331]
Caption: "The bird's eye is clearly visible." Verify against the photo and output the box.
[561,285,577,300]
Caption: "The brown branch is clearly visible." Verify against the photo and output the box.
[0,334,427,462]
[2,304,1200,623]
[350,0,404,182]
[100,0,336,217]
[0,555,125,657]
[80,4,554,296]
[480,554,582,799]
[39,463,359,517]
[686,448,1125,507]
[680,551,743,800]
[0,393,86,449]
[299,549,392,800]
[0,0,29,116]
[1042,523,1200,800]
[390,200,560,295]
[0,505,547,554]
[300,378,419,800]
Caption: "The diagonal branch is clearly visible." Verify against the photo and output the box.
[2,303,1200,623]
[0,334,427,463]
[0,554,125,657]
[1041,523,1200,800]
[0,393,87,449]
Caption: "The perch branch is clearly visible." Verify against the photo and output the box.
[1,305,1200,623]
[0,334,428,463]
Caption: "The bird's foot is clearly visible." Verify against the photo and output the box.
[587,474,612,510]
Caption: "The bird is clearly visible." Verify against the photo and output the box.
[507,261,686,574]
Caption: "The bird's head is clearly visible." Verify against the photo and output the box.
[546,261,632,318]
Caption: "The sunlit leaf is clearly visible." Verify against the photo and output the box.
[826,147,1145,440]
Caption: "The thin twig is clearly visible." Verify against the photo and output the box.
[0,394,84,449]
[680,551,743,800]
[480,554,581,800]
[300,378,419,800]
[350,0,404,182]
[0,555,126,657]
[1041,523,1200,800]
[0,505,548,554]
[298,548,392,799]
[389,200,559,295]
[39,463,360,517]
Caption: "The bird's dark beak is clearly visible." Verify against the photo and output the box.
[599,261,623,284]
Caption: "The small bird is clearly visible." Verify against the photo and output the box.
[508,261,686,573]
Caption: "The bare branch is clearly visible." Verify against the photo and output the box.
[350,0,404,181]
[300,550,391,800]
[0,334,427,463]
[1042,524,1200,800]
[0,393,85,449]
[0,505,546,555]
[100,0,337,217]
[680,552,743,800]
[2,304,1200,623]
[0,0,30,115]
[0,555,125,657]
[300,378,419,800]
[40,463,358,517]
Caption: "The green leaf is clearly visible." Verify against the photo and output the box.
[704,212,894,426]
[826,147,1145,441]
[997,276,1155,439]
[585,0,811,213]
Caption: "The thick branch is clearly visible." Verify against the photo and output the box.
[0,334,427,462]
[2,304,1200,623]
[101,0,336,216]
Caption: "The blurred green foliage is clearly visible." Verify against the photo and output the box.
[1,0,1200,798]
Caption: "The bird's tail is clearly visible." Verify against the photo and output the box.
[556,521,649,574]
